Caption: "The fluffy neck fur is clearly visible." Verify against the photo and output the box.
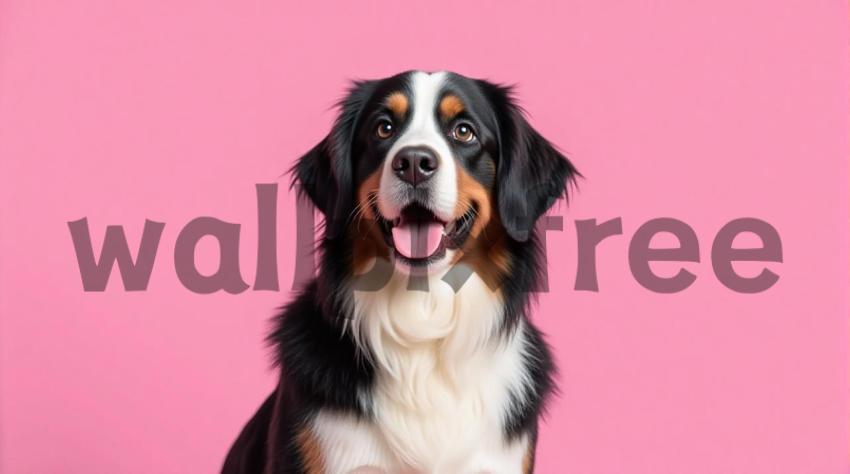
[350,261,504,379]
[344,261,528,468]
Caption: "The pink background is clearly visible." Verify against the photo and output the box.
[1,0,848,472]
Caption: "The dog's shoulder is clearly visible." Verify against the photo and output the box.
[269,281,374,414]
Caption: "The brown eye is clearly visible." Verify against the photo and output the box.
[452,122,476,142]
[375,120,394,139]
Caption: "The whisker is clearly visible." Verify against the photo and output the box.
[350,191,381,238]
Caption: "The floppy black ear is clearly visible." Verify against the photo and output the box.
[480,82,579,242]
[291,80,376,239]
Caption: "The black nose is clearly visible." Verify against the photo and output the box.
[391,146,439,186]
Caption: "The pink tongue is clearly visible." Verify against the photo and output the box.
[391,221,444,259]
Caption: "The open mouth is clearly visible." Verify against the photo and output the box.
[375,203,477,266]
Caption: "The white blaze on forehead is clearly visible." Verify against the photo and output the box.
[377,71,457,222]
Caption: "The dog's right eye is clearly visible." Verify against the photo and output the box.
[375,120,394,139]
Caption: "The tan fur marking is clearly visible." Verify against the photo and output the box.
[453,165,492,239]
[352,170,389,273]
[453,164,511,289]
[523,443,534,473]
[385,92,408,120]
[439,94,465,120]
[295,426,325,474]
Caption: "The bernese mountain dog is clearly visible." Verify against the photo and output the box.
[223,70,578,473]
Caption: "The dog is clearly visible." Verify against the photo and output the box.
[223,70,578,473]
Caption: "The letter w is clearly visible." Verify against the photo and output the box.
[68,218,165,291]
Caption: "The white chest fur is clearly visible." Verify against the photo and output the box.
[311,266,532,473]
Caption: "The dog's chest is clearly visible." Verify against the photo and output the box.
[310,337,530,473]
[312,273,531,472]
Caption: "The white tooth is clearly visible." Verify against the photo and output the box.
[444,221,456,234]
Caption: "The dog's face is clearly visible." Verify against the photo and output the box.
[356,72,503,273]
[295,71,577,282]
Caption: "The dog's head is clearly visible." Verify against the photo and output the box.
[295,71,577,282]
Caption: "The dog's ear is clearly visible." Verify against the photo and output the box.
[479,81,579,242]
[291,80,376,239]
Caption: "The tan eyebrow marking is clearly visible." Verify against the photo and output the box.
[385,92,409,120]
[439,94,465,120]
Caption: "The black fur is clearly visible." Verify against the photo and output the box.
[223,71,577,473]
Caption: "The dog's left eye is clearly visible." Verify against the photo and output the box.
[452,122,476,142]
